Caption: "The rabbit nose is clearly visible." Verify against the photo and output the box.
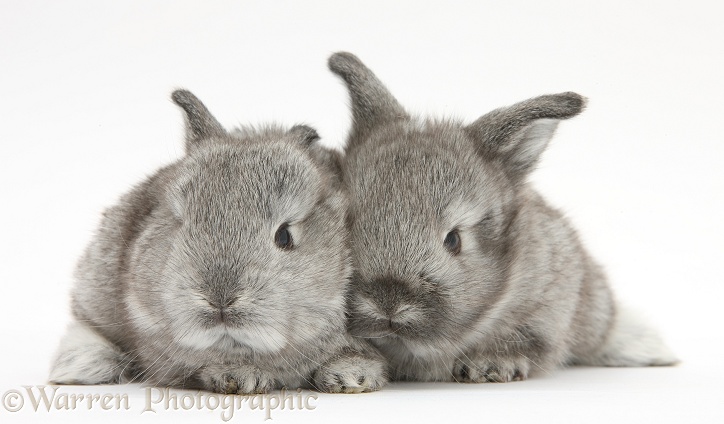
[214,307,227,324]
[206,298,236,324]
[386,304,414,330]
[370,278,415,309]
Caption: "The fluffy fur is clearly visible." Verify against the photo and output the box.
[328,52,677,382]
[49,89,386,394]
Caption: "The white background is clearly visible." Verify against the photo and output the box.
[1,1,722,422]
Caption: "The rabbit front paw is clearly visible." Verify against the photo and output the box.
[453,356,531,383]
[313,354,387,393]
[199,364,277,394]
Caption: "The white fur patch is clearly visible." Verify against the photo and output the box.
[227,325,288,353]
[174,322,287,354]
[173,324,225,350]
[402,339,444,359]
[578,304,678,366]
[49,321,126,384]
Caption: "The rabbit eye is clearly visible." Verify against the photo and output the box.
[274,224,294,250]
[443,230,461,255]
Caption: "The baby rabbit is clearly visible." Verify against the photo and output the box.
[328,52,677,383]
[49,89,386,394]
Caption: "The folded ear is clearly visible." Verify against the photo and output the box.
[171,89,226,153]
[465,92,586,182]
[328,52,409,149]
[288,124,321,146]
[287,124,344,188]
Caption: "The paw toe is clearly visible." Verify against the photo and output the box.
[454,359,528,383]
[314,356,387,393]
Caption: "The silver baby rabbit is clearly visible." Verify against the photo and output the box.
[49,89,386,394]
[328,52,676,383]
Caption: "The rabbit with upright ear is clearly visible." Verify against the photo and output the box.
[328,52,677,383]
[48,89,387,394]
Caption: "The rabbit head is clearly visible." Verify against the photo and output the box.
[127,90,350,356]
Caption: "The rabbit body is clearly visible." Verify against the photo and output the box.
[49,90,386,394]
[329,52,676,382]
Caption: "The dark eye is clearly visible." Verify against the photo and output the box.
[274,224,294,250]
[443,230,461,255]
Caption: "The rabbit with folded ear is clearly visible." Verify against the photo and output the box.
[328,52,677,383]
[48,89,387,394]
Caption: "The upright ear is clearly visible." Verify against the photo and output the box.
[465,92,586,182]
[171,89,226,153]
[328,52,409,149]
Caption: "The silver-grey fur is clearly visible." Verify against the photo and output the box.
[49,89,387,394]
[328,52,677,383]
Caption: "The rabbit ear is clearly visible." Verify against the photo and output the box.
[287,124,344,187]
[328,52,409,148]
[171,89,226,153]
[288,124,321,146]
[465,92,586,183]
